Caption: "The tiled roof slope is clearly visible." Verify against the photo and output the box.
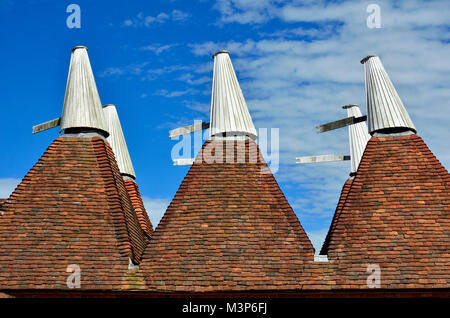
[141,139,314,292]
[0,136,148,290]
[320,178,353,255]
[124,179,153,237]
[326,134,450,289]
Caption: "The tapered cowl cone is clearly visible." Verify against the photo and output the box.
[210,50,257,139]
[361,55,416,135]
[60,46,109,136]
[103,104,136,179]
[344,104,371,174]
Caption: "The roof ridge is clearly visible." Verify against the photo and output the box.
[92,137,133,259]
[320,178,353,255]
[410,134,450,189]
[93,137,148,263]
[1,138,64,216]
[124,179,153,238]
[261,157,314,252]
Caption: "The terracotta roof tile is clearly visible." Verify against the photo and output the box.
[140,139,314,292]
[124,179,153,237]
[326,134,450,289]
[0,136,148,290]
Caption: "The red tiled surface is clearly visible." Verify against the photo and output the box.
[140,139,314,292]
[0,199,5,213]
[124,179,153,237]
[326,134,450,289]
[0,136,147,290]
[320,178,353,255]
[0,133,448,294]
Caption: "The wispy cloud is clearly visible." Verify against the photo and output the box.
[171,9,190,21]
[100,62,190,80]
[177,73,210,85]
[99,62,150,78]
[142,197,170,228]
[182,101,210,116]
[154,88,198,98]
[0,178,20,198]
[306,228,329,254]
[259,24,341,40]
[141,44,176,55]
[123,10,190,27]
[214,0,277,24]
[190,0,450,230]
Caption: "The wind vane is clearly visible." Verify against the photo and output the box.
[296,104,370,175]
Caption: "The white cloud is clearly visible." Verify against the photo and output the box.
[172,9,190,21]
[141,44,176,55]
[214,0,278,24]
[0,178,20,198]
[306,228,329,254]
[183,101,210,116]
[154,88,199,98]
[99,62,150,78]
[177,73,211,85]
[142,197,170,228]
[100,67,125,77]
[189,0,450,227]
[123,10,190,27]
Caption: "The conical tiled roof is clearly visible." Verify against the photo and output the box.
[321,56,449,289]
[140,139,314,291]
[0,136,148,290]
[325,133,450,288]
[0,46,148,291]
[60,46,109,136]
[210,51,257,139]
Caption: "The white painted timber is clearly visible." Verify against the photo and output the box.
[173,158,195,166]
[103,104,136,179]
[210,51,257,139]
[361,55,416,134]
[344,105,371,174]
[314,255,329,262]
[296,154,350,164]
[60,46,109,136]
[32,118,61,134]
[316,115,367,133]
[169,121,210,138]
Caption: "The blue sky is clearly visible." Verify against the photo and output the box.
[1,0,449,251]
